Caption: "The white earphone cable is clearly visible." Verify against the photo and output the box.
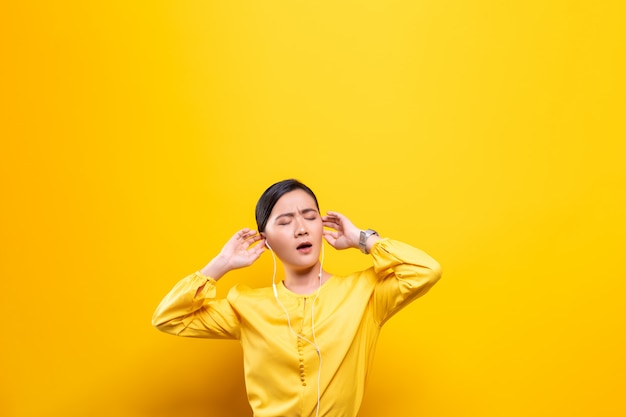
[268,241,323,417]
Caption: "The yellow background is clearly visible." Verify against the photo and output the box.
[2,1,625,416]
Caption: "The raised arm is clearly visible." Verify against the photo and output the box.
[200,228,266,279]
[152,228,266,338]
[322,211,441,325]
[194,228,265,295]
[322,211,381,253]
[370,239,441,325]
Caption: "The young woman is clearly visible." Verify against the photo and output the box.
[152,179,442,417]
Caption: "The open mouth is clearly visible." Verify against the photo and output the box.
[297,242,313,253]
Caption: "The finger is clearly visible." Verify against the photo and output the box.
[234,228,253,241]
[241,228,258,238]
[245,233,263,242]
[322,215,341,226]
[323,214,338,222]
[329,212,358,232]
[239,231,261,246]
[323,233,339,247]
[323,230,339,239]
[329,211,353,227]
[243,234,263,248]
[325,211,343,219]
[322,221,339,230]
[249,243,266,258]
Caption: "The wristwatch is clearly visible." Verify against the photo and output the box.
[359,229,379,254]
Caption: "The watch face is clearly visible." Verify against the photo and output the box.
[358,231,365,250]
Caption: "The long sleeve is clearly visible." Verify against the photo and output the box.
[152,271,241,339]
[370,238,442,325]
[151,240,441,417]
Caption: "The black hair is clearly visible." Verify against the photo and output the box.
[255,179,320,233]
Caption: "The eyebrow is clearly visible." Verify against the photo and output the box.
[274,208,319,221]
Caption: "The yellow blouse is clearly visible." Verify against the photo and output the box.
[153,238,441,417]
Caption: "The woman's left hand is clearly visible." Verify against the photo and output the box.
[322,211,361,250]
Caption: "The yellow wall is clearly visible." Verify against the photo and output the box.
[2,1,624,416]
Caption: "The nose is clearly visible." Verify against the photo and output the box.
[294,218,308,237]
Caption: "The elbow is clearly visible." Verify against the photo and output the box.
[151,315,162,330]
[151,310,172,334]
[152,320,178,336]
[429,261,443,285]
[152,309,190,336]
[151,315,165,332]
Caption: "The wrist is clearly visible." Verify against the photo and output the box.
[359,229,380,254]
[201,256,230,280]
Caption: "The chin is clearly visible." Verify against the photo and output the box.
[285,257,320,271]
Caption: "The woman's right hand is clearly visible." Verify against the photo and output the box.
[200,228,266,280]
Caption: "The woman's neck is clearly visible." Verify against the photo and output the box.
[283,265,331,295]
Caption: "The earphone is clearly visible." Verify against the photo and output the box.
[265,239,324,417]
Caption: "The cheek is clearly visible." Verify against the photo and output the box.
[312,222,324,236]
[264,228,289,249]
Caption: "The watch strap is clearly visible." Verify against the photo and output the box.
[359,229,378,254]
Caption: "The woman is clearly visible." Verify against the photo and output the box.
[152,179,442,417]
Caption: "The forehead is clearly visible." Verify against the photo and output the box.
[270,189,318,215]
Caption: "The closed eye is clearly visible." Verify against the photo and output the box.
[274,208,319,225]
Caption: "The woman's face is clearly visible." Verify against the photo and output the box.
[262,189,323,271]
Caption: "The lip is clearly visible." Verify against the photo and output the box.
[296,241,313,254]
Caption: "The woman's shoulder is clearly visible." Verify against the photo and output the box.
[329,267,377,288]
[226,283,273,299]
[224,284,280,311]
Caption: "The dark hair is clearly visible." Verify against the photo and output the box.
[255,179,320,232]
